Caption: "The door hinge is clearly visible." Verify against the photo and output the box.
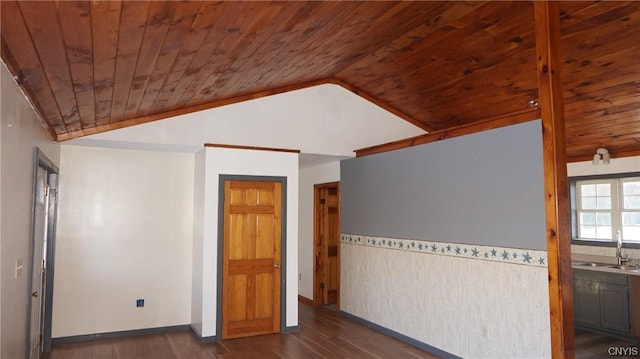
[320,282,325,289]
[44,185,50,197]
[41,259,45,272]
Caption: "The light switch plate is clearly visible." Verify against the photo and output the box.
[15,259,23,279]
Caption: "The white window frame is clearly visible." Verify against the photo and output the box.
[574,176,640,244]
[619,178,640,243]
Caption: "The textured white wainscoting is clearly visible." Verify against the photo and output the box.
[341,241,551,358]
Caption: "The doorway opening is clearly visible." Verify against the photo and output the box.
[313,182,340,309]
[27,148,59,358]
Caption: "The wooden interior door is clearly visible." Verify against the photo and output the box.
[314,183,340,306]
[222,180,282,339]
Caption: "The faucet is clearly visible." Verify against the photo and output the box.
[616,230,629,266]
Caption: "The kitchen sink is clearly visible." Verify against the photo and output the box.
[575,261,640,272]
[576,262,613,267]
[608,264,640,271]
[573,260,640,275]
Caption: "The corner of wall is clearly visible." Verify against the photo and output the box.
[0,66,3,357]
[297,161,341,300]
[191,150,205,328]
[200,147,300,335]
[1,60,59,358]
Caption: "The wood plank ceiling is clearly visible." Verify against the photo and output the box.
[1,1,638,162]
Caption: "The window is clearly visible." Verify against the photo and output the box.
[577,181,612,240]
[573,176,640,244]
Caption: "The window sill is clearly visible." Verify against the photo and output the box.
[571,239,640,250]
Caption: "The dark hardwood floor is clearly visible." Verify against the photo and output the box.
[575,329,639,359]
[47,302,439,359]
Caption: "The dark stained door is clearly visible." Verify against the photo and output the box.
[314,183,340,306]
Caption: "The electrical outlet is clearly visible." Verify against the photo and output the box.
[136,299,144,307]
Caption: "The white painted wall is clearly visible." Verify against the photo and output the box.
[1,62,60,358]
[190,150,205,336]
[569,155,640,259]
[68,84,426,157]
[193,147,298,338]
[61,81,425,337]
[0,62,3,358]
[53,146,194,337]
[568,156,640,177]
[297,161,341,300]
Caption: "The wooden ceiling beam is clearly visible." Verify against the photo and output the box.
[204,143,300,154]
[354,107,540,157]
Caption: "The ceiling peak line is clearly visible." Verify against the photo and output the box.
[56,76,428,142]
[328,78,433,133]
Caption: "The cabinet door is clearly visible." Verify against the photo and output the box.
[600,283,631,334]
[574,278,601,327]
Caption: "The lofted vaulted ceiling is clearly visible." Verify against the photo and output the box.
[1,1,638,161]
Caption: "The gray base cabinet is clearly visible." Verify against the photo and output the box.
[573,269,632,338]
[600,282,631,333]
[574,275,601,328]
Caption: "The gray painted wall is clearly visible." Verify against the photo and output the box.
[341,120,546,250]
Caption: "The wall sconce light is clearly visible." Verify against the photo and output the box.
[592,147,610,165]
